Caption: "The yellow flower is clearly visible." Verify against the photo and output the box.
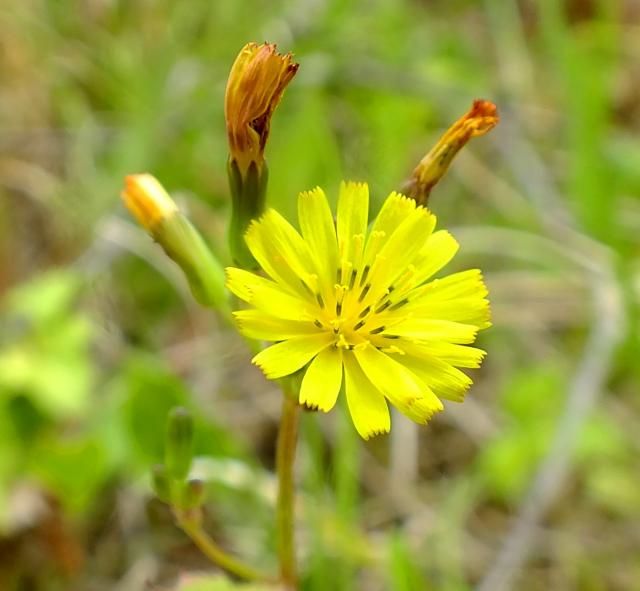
[121,173,179,230]
[403,99,499,205]
[226,182,490,439]
[225,42,299,177]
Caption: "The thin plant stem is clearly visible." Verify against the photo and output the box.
[276,393,301,589]
[175,510,270,582]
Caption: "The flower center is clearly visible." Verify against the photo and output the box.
[311,265,408,351]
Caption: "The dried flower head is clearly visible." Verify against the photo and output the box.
[403,99,499,205]
[225,42,299,176]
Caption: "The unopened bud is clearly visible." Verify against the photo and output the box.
[122,174,178,231]
[120,174,228,311]
[151,464,172,503]
[180,478,206,510]
[165,407,194,481]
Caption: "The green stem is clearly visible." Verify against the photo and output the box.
[276,394,301,589]
[175,510,270,582]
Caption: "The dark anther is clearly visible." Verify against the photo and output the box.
[336,267,341,283]
[353,319,365,331]
[359,265,370,286]
[383,334,400,339]
[388,297,409,311]
[336,301,342,315]
[358,305,371,318]
[301,279,314,294]
[316,293,325,308]
[358,283,371,302]
[375,300,391,314]
[349,268,357,290]
[314,319,323,328]
[369,326,385,335]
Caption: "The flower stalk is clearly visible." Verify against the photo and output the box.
[275,392,301,589]
[175,508,270,583]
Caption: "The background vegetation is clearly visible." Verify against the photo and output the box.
[1,0,639,589]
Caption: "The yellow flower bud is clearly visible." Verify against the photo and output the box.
[403,99,499,205]
[224,42,299,177]
[120,174,229,312]
[121,173,178,230]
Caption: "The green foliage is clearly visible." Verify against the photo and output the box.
[477,365,566,502]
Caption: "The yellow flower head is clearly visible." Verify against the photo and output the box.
[404,99,499,205]
[121,173,179,230]
[225,42,299,176]
[226,183,490,439]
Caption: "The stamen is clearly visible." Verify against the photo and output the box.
[336,267,341,283]
[316,293,325,308]
[353,319,366,331]
[358,305,371,318]
[300,279,314,295]
[359,265,370,286]
[336,301,342,315]
[383,334,400,339]
[369,326,385,335]
[349,268,357,290]
[388,297,409,311]
[358,283,371,302]
[375,300,391,314]
[314,319,323,328]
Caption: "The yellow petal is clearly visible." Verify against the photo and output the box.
[405,297,491,330]
[233,310,318,340]
[408,268,487,301]
[343,352,390,439]
[298,187,338,290]
[386,319,479,344]
[399,354,473,402]
[245,209,317,297]
[226,267,312,320]
[403,269,490,328]
[408,230,460,288]
[353,344,443,423]
[252,333,333,379]
[300,346,343,411]
[402,341,486,369]
[363,206,435,303]
[367,192,419,247]
[337,182,369,266]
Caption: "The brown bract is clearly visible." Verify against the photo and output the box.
[404,99,499,205]
[224,42,299,176]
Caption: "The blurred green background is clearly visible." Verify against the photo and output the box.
[1,1,639,590]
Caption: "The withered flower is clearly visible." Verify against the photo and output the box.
[225,42,299,177]
[225,42,299,268]
[403,100,499,205]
